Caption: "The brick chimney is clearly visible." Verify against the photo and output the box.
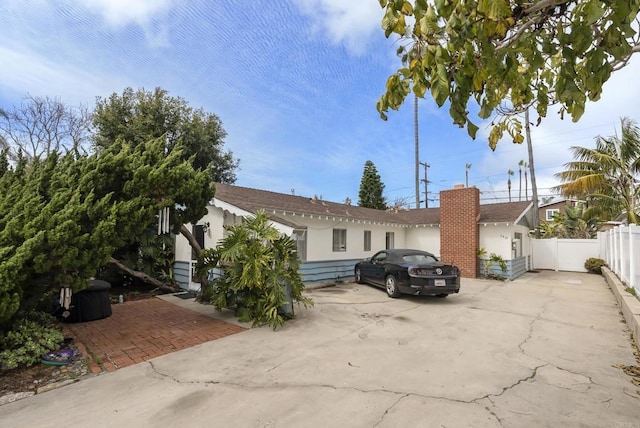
[440,186,480,278]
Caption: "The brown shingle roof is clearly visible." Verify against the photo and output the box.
[479,201,532,224]
[213,183,532,227]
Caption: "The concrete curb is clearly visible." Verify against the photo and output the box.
[602,267,640,348]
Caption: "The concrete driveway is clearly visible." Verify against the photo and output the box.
[1,271,639,427]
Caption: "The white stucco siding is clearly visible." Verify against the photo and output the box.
[174,206,224,262]
[174,233,191,262]
[405,226,441,257]
[479,224,530,260]
[284,217,406,262]
[174,200,532,269]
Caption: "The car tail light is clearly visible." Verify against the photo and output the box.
[409,267,429,276]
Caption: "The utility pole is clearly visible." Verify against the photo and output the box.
[419,161,430,208]
[414,94,420,209]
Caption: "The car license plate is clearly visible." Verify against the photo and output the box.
[434,279,446,286]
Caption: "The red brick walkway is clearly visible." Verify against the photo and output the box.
[62,298,246,374]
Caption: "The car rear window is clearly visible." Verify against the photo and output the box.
[402,254,438,263]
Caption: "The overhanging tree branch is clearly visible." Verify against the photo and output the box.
[109,257,179,293]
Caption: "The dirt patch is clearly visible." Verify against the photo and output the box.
[0,343,89,404]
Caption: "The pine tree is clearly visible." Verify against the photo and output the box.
[358,160,387,210]
[0,138,214,328]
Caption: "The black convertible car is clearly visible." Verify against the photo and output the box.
[354,249,461,298]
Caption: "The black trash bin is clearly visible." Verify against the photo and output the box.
[63,279,112,323]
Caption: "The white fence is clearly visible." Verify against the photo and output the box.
[531,238,600,272]
[600,225,640,292]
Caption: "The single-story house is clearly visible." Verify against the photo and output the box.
[174,183,534,290]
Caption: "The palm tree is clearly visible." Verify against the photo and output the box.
[507,169,514,202]
[540,204,600,239]
[518,160,524,201]
[554,117,640,224]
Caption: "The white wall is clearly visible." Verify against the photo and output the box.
[531,238,600,272]
[405,226,441,257]
[174,208,410,263]
[296,217,407,262]
[174,206,225,262]
[174,204,530,266]
[479,224,515,259]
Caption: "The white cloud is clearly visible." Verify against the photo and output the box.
[292,0,385,55]
[69,0,174,46]
[0,44,129,105]
[74,0,173,27]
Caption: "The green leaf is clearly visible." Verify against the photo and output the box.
[413,80,427,98]
[401,1,413,15]
[430,64,450,106]
[467,120,479,139]
[582,0,605,24]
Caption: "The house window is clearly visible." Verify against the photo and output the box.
[385,232,395,249]
[332,229,347,252]
[364,230,371,251]
[546,209,560,221]
[293,230,307,261]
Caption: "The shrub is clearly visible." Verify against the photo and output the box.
[585,258,607,274]
[477,248,507,280]
[0,311,64,370]
[197,210,313,329]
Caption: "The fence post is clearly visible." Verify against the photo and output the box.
[614,226,620,276]
[621,225,629,283]
[606,229,612,267]
[631,224,638,292]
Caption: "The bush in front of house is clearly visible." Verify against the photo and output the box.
[197,210,313,329]
[0,311,64,370]
[477,248,508,280]
[585,258,607,274]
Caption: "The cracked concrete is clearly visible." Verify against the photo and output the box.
[1,271,639,427]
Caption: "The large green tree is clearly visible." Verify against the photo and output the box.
[92,87,239,283]
[0,138,214,328]
[358,160,387,209]
[93,87,238,182]
[377,0,640,148]
[554,117,640,224]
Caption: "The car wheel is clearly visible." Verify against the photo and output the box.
[355,267,364,284]
[385,275,401,298]
[435,293,448,298]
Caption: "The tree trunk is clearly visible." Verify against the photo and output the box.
[525,108,541,238]
[518,167,522,201]
[109,257,179,293]
[180,224,208,287]
[180,224,202,257]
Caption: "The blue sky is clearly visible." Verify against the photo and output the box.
[1,0,639,207]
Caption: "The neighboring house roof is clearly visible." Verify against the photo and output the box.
[213,183,533,228]
[539,198,584,209]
